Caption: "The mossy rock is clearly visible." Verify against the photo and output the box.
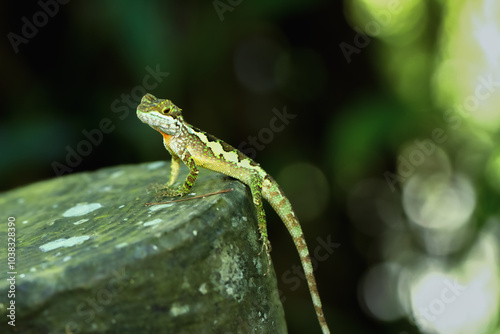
[0,162,287,334]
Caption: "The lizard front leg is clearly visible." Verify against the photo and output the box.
[167,155,181,186]
[154,151,199,198]
[249,173,272,275]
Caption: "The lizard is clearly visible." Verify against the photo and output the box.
[136,93,331,334]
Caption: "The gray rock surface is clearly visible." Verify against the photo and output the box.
[0,162,287,334]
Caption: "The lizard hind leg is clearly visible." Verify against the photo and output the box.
[249,174,273,276]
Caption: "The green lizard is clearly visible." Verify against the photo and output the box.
[137,93,331,334]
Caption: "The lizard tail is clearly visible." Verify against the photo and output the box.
[262,175,331,334]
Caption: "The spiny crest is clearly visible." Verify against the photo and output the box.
[138,93,183,118]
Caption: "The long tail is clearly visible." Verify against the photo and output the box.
[262,175,331,334]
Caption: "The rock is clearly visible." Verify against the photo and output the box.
[0,162,287,334]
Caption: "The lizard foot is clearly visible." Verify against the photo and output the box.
[258,240,272,276]
[148,183,188,199]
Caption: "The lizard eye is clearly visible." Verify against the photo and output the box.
[162,108,170,114]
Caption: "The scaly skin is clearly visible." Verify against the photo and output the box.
[137,93,330,334]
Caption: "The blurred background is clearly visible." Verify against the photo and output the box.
[1,0,499,333]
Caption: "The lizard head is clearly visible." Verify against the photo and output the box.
[137,93,184,135]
